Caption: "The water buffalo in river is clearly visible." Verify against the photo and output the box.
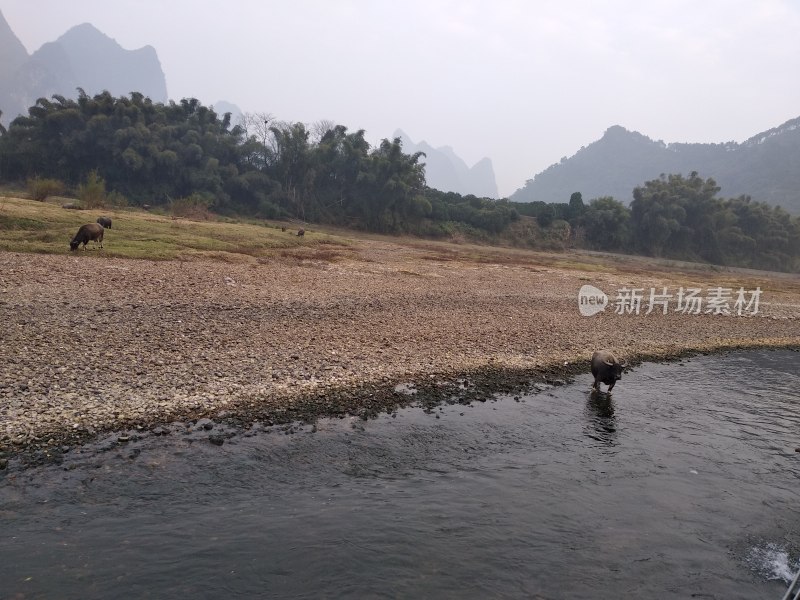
[70,223,104,251]
[591,350,626,392]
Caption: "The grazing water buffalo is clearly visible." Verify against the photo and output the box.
[96,216,112,229]
[297,228,305,236]
[591,350,626,392]
[70,223,104,251]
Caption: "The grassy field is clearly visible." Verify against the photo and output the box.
[2,192,798,299]
[0,194,352,261]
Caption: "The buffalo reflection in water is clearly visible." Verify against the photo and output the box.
[584,390,618,446]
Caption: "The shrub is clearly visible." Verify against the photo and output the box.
[77,170,107,209]
[106,190,128,208]
[257,199,281,219]
[27,177,65,201]
[170,193,213,220]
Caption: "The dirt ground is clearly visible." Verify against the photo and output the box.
[1,239,799,456]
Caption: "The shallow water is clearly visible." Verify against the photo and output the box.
[1,349,799,599]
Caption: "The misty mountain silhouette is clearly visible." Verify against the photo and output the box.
[212,101,244,125]
[395,130,498,199]
[0,11,167,127]
[511,120,800,213]
[0,11,27,85]
[2,10,797,215]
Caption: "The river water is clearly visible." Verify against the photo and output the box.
[1,349,798,599]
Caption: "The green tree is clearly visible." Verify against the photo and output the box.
[78,170,107,208]
[356,137,426,231]
[566,191,586,222]
[630,172,719,258]
[537,203,556,228]
[267,122,311,218]
[579,196,630,250]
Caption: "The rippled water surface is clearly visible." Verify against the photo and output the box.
[1,349,799,599]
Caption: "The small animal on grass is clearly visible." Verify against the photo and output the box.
[96,216,112,229]
[591,349,626,392]
[297,228,305,236]
[281,226,286,232]
[70,223,105,251]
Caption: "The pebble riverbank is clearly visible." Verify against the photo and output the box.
[1,240,799,461]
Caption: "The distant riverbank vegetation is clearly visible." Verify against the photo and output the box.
[0,92,798,272]
[511,175,800,273]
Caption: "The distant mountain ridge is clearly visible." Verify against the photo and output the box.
[395,130,498,198]
[0,11,27,86]
[511,118,800,213]
[0,11,167,127]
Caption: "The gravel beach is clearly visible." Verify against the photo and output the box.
[1,239,799,457]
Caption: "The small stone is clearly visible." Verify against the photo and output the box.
[208,434,225,446]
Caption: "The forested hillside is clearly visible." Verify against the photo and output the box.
[511,120,800,214]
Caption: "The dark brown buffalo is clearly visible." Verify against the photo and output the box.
[591,350,626,392]
[70,223,105,251]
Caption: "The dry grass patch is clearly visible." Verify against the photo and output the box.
[0,194,352,261]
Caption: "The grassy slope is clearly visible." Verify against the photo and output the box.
[0,195,351,261]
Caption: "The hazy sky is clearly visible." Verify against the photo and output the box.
[2,1,800,197]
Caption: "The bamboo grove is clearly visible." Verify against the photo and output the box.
[0,91,517,235]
